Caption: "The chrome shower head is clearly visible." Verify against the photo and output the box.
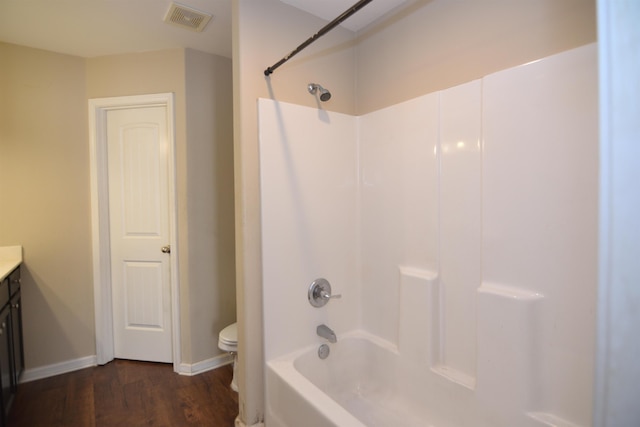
[308,83,332,102]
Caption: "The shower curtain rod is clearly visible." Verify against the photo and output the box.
[264,0,374,76]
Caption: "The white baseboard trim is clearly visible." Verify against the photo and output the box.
[20,353,232,383]
[21,355,98,383]
[178,353,234,376]
[235,417,264,427]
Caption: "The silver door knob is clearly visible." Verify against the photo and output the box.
[161,245,171,254]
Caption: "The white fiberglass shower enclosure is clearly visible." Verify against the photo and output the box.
[260,44,597,427]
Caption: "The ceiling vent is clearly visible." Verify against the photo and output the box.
[163,2,213,32]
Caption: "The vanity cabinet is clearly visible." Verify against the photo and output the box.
[0,266,23,426]
[9,290,23,392]
[0,305,10,424]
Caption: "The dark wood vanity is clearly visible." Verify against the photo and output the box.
[0,247,23,426]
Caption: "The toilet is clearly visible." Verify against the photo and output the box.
[218,322,238,392]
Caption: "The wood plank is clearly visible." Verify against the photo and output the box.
[7,360,238,427]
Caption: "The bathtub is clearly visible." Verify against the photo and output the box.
[265,331,436,427]
[264,327,576,427]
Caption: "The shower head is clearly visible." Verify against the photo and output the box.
[308,83,332,102]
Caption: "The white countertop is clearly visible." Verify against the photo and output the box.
[0,246,22,282]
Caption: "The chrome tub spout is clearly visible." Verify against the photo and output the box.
[317,324,337,343]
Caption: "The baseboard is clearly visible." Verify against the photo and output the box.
[20,355,98,383]
[235,417,264,427]
[20,353,232,382]
[178,353,234,376]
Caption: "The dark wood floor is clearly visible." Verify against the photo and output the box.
[7,359,238,427]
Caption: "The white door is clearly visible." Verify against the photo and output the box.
[106,105,173,363]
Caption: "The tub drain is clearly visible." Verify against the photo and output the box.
[318,344,330,359]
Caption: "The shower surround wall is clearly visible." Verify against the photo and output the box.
[260,43,597,426]
[260,105,359,360]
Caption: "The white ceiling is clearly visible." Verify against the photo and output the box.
[279,0,407,32]
[0,0,406,59]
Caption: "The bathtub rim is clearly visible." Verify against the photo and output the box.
[265,329,401,427]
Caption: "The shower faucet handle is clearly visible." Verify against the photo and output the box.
[321,290,342,301]
[308,278,341,308]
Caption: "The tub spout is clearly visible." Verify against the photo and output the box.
[317,324,337,343]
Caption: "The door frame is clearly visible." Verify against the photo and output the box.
[88,93,181,371]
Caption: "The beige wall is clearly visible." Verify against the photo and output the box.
[0,42,95,368]
[184,49,236,363]
[355,0,597,114]
[233,0,596,424]
[0,42,234,370]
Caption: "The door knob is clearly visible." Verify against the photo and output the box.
[161,245,171,254]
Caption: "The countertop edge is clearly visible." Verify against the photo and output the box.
[0,246,23,282]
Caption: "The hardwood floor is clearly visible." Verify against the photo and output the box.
[7,359,239,427]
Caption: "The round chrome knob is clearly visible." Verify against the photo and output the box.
[308,278,341,308]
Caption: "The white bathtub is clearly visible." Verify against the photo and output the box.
[265,331,436,427]
[265,327,584,427]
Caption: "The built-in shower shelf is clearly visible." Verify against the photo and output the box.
[527,412,582,427]
[477,282,544,300]
[431,365,476,390]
